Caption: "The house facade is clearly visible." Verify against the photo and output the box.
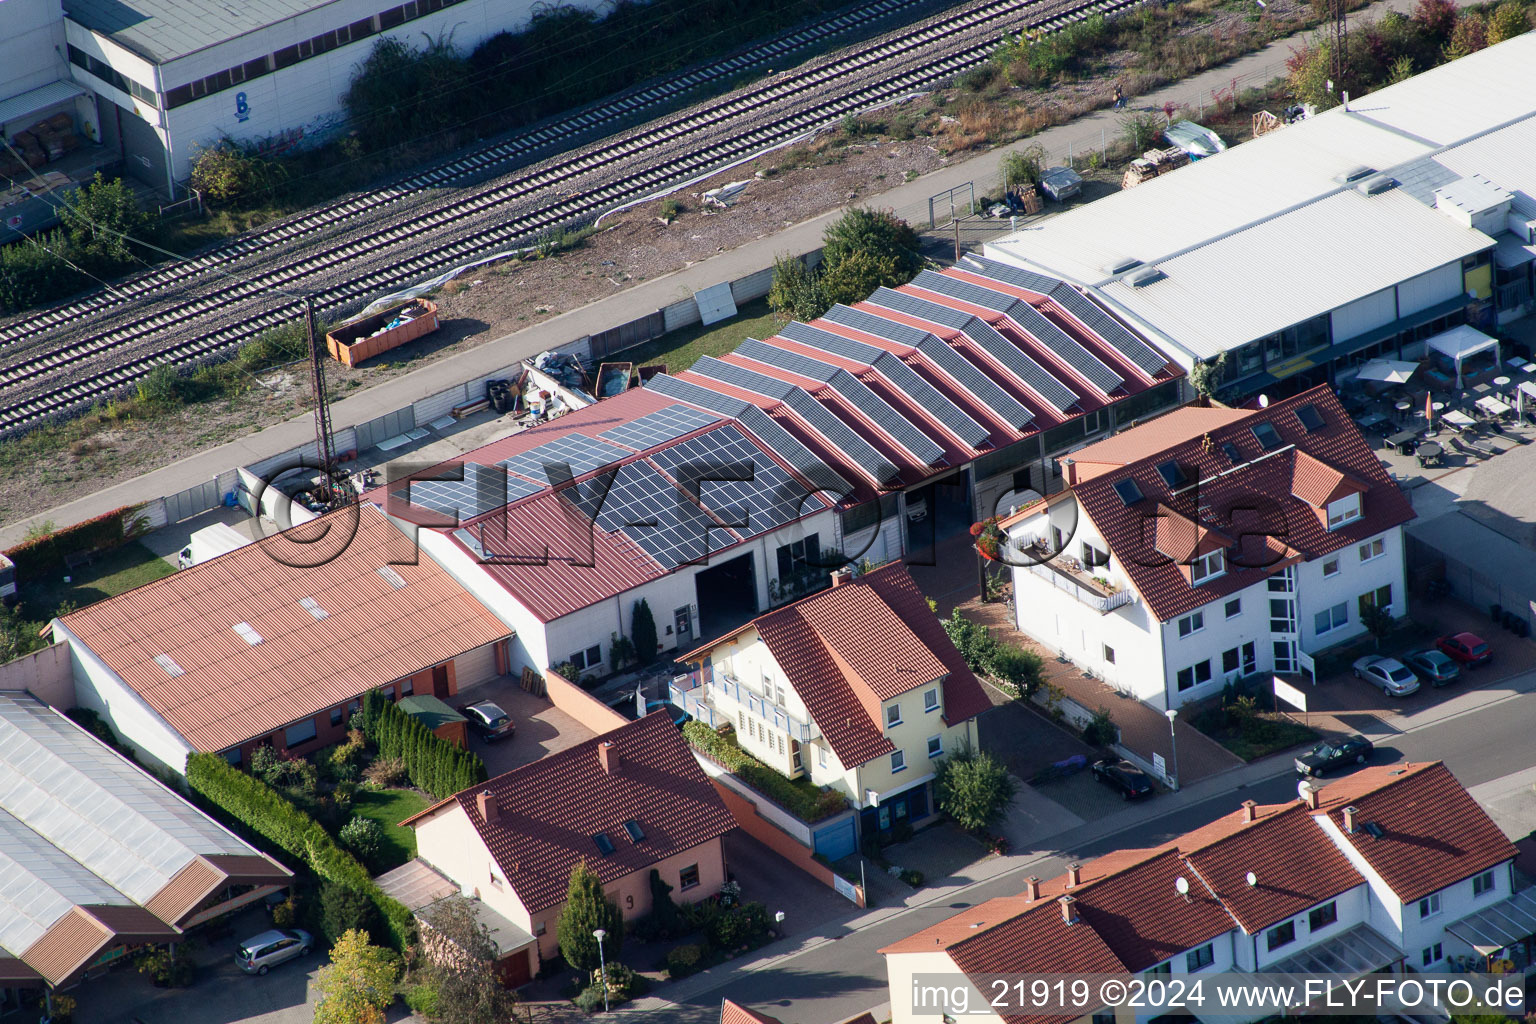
[1001,387,1413,710]
[675,563,992,848]
[405,712,736,981]
[883,761,1529,1024]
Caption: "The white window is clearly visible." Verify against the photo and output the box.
[776,684,787,706]
[534,921,546,936]
[1327,493,1362,529]
[1178,611,1205,638]
[1358,538,1385,562]
[1177,660,1213,691]
[1314,602,1348,635]
[1474,870,1496,897]
[1190,549,1226,584]
[818,744,828,768]
[1422,943,1443,967]
[891,750,907,773]
[1225,598,1241,619]
[1322,558,1340,578]
[927,735,943,758]
[924,688,940,712]
[886,703,902,727]
[1418,893,1442,918]
[778,734,785,756]
[489,867,504,889]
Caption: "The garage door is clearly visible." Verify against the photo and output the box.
[813,814,857,861]
[454,642,499,688]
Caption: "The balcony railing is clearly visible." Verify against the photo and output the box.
[671,664,819,741]
[1019,540,1136,613]
[1497,279,1532,311]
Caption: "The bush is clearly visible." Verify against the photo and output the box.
[338,815,385,863]
[666,943,706,979]
[1487,1,1527,42]
[1083,707,1118,747]
[404,982,440,1018]
[319,880,380,947]
[136,946,195,988]
[362,756,407,788]
[706,900,771,951]
[189,140,289,205]
[558,861,623,972]
[361,690,486,798]
[574,984,607,1013]
[631,598,658,665]
[3,503,145,581]
[985,644,1045,698]
[272,895,299,928]
[901,869,925,887]
[934,748,1016,832]
[681,721,846,822]
[768,252,830,321]
[62,172,157,271]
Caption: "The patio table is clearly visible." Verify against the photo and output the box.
[1443,410,1477,429]
[1386,428,1421,453]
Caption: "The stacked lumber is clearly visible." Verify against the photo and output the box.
[1120,147,1190,189]
[1253,110,1283,137]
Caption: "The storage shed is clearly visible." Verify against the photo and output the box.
[398,695,468,748]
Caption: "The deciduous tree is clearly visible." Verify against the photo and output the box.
[934,748,1016,832]
[419,896,521,1024]
[313,929,399,1024]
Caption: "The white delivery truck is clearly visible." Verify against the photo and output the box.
[178,522,252,569]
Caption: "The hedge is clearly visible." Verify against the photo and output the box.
[682,720,845,823]
[362,690,488,799]
[5,504,151,582]
[185,752,414,949]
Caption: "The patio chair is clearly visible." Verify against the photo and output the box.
[1450,436,1491,461]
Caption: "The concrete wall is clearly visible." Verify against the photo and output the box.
[542,668,627,734]
[1,0,69,99]
[710,778,865,908]
[0,641,76,709]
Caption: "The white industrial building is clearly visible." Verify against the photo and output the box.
[1000,387,1414,710]
[984,33,1536,402]
[44,0,611,195]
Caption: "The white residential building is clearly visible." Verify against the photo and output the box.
[1000,387,1414,710]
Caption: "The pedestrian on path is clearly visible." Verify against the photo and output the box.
[1113,82,1125,109]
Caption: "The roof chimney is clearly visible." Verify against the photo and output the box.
[476,789,500,824]
[1026,876,1041,901]
[1067,863,1082,887]
[1242,799,1257,824]
[1299,779,1319,810]
[830,568,853,587]
[1343,805,1358,834]
[1059,895,1079,924]
[598,740,621,774]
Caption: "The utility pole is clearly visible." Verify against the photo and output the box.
[304,295,339,508]
[1329,0,1348,93]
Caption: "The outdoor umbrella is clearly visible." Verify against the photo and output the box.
[1355,359,1419,385]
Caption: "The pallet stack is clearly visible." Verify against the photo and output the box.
[1120,146,1191,189]
[2,113,80,182]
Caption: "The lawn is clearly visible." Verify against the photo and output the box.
[20,541,176,621]
[1189,707,1318,763]
[350,787,429,871]
[619,298,784,377]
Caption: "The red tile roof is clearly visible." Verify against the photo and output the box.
[437,712,736,914]
[1061,387,1416,621]
[720,1000,787,1024]
[1066,409,1248,478]
[59,504,511,753]
[738,563,991,767]
[1310,761,1517,903]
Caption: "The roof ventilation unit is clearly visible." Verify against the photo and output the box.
[1356,174,1396,196]
[1103,256,1143,276]
[1333,165,1376,184]
[1125,266,1166,287]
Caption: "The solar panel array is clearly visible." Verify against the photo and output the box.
[595,461,718,569]
[737,337,838,384]
[779,320,884,364]
[1037,277,1168,377]
[821,304,935,350]
[691,355,796,400]
[784,388,900,485]
[648,424,820,540]
[867,287,971,330]
[915,336,1034,430]
[1000,298,1124,396]
[501,433,630,486]
[407,462,542,520]
[598,403,718,451]
[962,254,1063,296]
[910,272,1080,414]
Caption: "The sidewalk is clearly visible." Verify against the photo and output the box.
[0,0,1435,546]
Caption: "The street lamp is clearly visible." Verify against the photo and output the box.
[593,928,609,1012]
[1165,708,1180,792]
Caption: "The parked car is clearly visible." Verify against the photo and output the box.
[1295,735,1374,777]
[236,929,312,975]
[461,701,515,742]
[1352,656,1421,697]
[1091,758,1155,800]
[1436,632,1493,668]
[1402,649,1461,686]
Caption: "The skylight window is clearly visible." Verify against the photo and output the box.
[1113,479,1145,506]
[1156,461,1187,488]
[593,833,616,856]
[377,566,407,589]
[1296,404,1325,433]
[1221,442,1242,464]
[1250,422,1283,452]
[153,654,185,677]
[299,597,329,620]
[623,820,645,843]
[233,622,263,646]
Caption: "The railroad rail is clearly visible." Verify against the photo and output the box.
[0,0,1144,436]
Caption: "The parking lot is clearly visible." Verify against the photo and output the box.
[453,674,601,776]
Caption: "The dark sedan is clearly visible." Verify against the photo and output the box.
[1091,758,1155,800]
[1295,735,1374,777]
[460,701,515,742]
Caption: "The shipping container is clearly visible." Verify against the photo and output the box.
[325,299,440,367]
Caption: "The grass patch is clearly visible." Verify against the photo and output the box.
[1188,707,1318,762]
[618,298,783,377]
[20,541,175,620]
[349,787,429,871]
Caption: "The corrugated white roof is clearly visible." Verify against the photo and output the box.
[0,695,258,914]
[0,807,130,955]
[1093,189,1489,360]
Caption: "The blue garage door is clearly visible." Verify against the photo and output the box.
[813,815,856,861]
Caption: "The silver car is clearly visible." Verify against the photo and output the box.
[1352,656,1421,697]
[236,928,312,975]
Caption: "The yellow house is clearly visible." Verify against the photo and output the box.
[678,562,990,846]
[404,712,735,983]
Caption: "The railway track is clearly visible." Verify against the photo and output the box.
[0,0,1145,436]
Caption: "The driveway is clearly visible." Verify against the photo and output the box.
[454,675,599,776]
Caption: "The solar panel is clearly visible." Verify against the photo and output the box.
[867,287,972,330]
[1251,422,1284,451]
[1044,281,1168,376]
[782,389,900,486]
[909,273,1080,414]
[406,462,541,520]
[597,461,717,569]
[645,373,751,417]
[739,339,945,467]
[961,254,1062,296]
[821,304,935,349]
[501,433,630,486]
[1114,479,1144,506]
[691,355,796,400]
[649,424,822,539]
[598,403,718,450]
[1296,404,1325,433]
[779,320,884,363]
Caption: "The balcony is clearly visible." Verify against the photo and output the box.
[1019,539,1136,614]
[671,664,820,742]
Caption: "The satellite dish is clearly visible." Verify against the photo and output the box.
[1259,394,1270,408]
[1246,871,1258,888]
[1175,876,1190,895]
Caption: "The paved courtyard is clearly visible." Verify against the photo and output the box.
[453,675,600,776]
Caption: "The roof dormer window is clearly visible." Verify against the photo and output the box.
[1326,492,1362,530]
[1190,548,1226,584]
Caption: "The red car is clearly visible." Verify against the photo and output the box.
[1435,632,1492,667]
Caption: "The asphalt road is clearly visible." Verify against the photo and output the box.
[638,673,1536,1024]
